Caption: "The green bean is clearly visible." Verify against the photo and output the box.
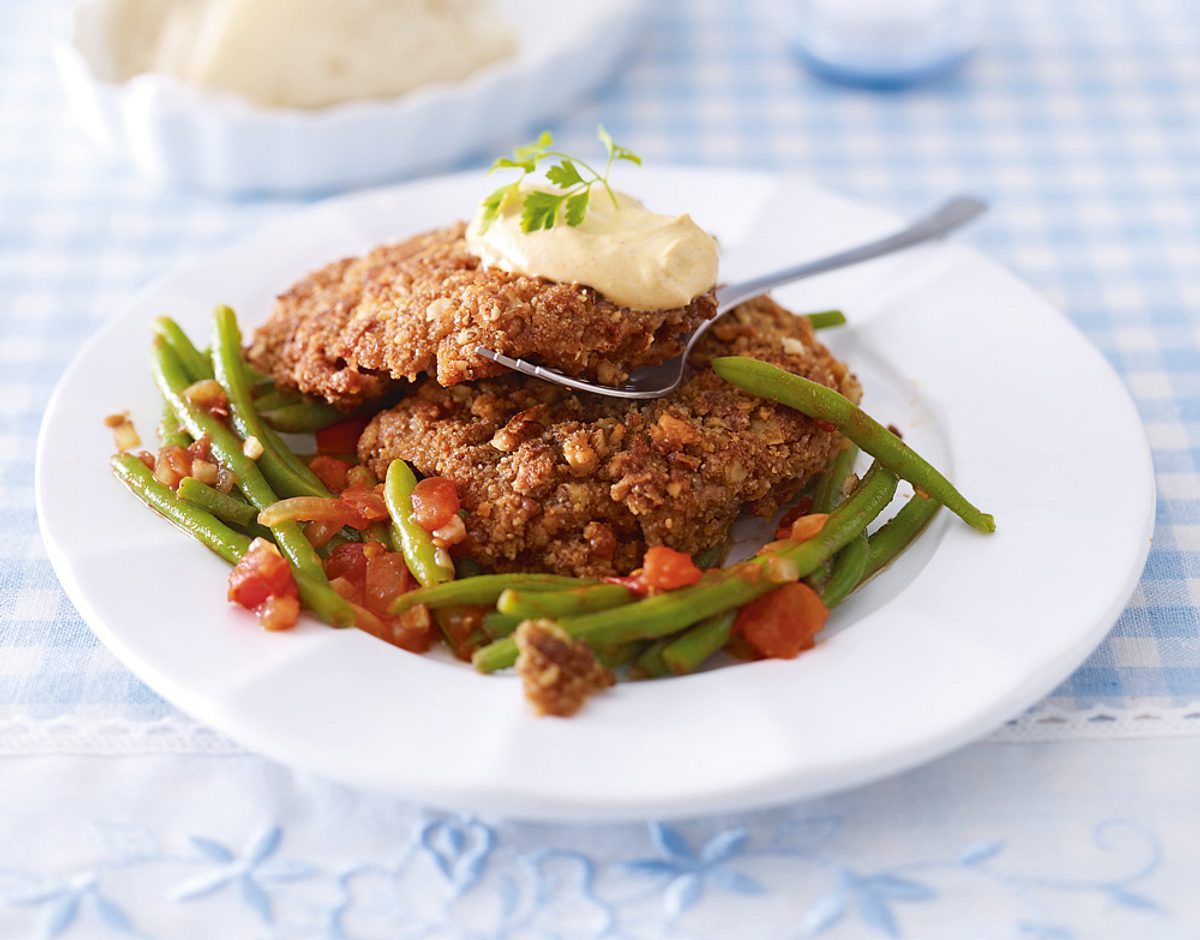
[806,441,859,590]
[596,642,643,669]
[244,361,274,394]
[260,401,345,433]
[153,318,213,382]
[460,625,491,658]
[316,530,356,557]
[360,523,388,545]
[209,306,325,489]
[249,379,349,475]
[818,531,868,609]
[177,476,258,527]
[632,639,671,679]
[112,454,249,564]
[497,583,633,619]
[290,570,355,628]
[474,463,898,673]
[252,382,345,431]
[393,573,594,614]
[713,357,995,533]
[861,492,941,585]
[692,536,730,570]
[662,611,736,675]
[454,556,486,579]
[803,310,847,330]
[482,611,523,639]
[261,421,331,488]
[484,611,638,650]
[150,321,345,533]
[210,305,329,500]
[151,339,326,583]
[383,459,455,588]
[110,454,353,627]
[811,441,859,515]
[158,398,190,448]
[249,389,294,412]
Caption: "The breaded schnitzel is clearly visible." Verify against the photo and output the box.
[247,223,716,409]
[358,296,860,577]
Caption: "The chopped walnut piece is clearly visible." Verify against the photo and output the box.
[781,336,808,356]
[651,412,703,450]
[515,619,614,717]
[583,521,617,561]
[491,406,545,453]
[562,434,598,472]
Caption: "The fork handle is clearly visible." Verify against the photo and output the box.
[714,195,987,313]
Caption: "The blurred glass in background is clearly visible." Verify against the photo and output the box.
[792,0,981,88]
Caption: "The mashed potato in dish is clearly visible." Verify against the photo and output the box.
[111,0,516,109]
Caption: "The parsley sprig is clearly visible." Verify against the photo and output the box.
[478,126,642,234]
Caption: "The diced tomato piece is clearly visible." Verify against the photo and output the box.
[308,455,353,494]
[775,497,814,539]
[340,484,389,523]
[605,570,649,596]
[410,477,460,532]
[315,414,372,455]
[735,582,829,659]
[186,434,212,464]
[153,444,192,489]
[393,605,437,653]
[136,450,156,471]
[323,542,370,591]
[642,546,703,591]
[257,593,300,631]
[349,602,387,640]
[351,600,436,654]
[228,538,299,629]
[726,630,759,661]
[363,552,413,617]
[328,576,358,602]
[435,605,487,661]
[152,437,217,490]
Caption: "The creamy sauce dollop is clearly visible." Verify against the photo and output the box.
[466,184,719,311]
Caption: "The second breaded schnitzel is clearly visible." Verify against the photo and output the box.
[358,296,860,577]
[247,223,716,409]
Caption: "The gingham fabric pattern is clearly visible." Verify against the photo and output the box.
[2,0,1198,722]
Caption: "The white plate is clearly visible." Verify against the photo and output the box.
[36,169,1155,820]
[55,0,642,194]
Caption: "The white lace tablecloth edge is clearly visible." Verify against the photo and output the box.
[0,700,1197,757]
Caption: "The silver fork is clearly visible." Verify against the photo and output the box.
[476,195,987,400]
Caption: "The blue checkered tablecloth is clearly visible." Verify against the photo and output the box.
[3,0,1200,719]
[4,4,1200,938]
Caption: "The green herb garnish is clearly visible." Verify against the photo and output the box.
[479,125,642,234]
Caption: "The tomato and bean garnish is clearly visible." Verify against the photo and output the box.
[112,310,993,716]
